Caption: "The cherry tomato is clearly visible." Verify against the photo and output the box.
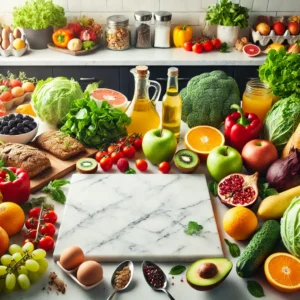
[0,92,13,102]
[136,159,148,172]
[28,207,41,218]
[183,41,193,51]
[159,162,171,174]
[23,239,37,249]
[39,236,55,251]
[95,151,108,163]
[133,138,143,151]
[192,43,203,54]
[41,223,56,237]
[123,145,136,159]
[212,38,222,49]
[111,151,124,164]
[107,145,118,154]
[100,156,113,172]
[43,211,58,224]
[25,229,37,239]
[25,217,38,229]
[202,40,213,52]
[10,79,22,88]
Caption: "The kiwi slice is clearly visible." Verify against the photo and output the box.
[174,149,200,173]
[76,158,98,174]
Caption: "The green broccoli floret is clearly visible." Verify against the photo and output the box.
[181,70,240,128]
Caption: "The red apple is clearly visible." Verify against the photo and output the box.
[273,22,285,35]
[288,21,300,35]
[241,139,278,175]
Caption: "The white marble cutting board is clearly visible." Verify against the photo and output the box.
[54,174,223,262]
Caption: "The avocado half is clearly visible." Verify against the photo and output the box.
[186,258,232,291]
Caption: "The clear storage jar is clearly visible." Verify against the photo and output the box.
[134,11,152,48]
[153,11,172,48]
[106,15,130,51]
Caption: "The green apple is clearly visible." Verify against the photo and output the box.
[142,129,177,165]
[207,146,243,181]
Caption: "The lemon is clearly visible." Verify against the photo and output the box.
[13,38,26,50]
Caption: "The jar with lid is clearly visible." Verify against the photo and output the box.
[134,11,152,48]
[106,15,130,51]
[153,11,172,48]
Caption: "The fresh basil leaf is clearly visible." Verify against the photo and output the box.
[169,265,186,275]
[21,197,47,213]
[49,179,70,188]
[125,168,136,174]
[208,181,218,196]
[184,221,203,236]
[224,239,240,258]
[49,188,66,204]
[247,280,265,298]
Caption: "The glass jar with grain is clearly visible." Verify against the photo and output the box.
[134,11,152,48]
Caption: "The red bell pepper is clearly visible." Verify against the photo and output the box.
[224,104,263,152]
[0,167,30,205]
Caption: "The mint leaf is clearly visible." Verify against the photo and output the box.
[49,179,70,188]
[247,280,265,298]
[42,180,70,204]
[225,239,240,258]
[208,181,218,196]
[125,168,136,174]
[184,221,203,236]
[169,265,186,275]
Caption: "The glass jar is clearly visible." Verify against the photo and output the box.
[134,11,152,48]
[242,79,272,121]
[153,11,172,48]
[106,15,130,51]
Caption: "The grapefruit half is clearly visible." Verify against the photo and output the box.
[243,44,261,57]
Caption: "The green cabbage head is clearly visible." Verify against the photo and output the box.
[281,196,300,258]
[32,77,83,126]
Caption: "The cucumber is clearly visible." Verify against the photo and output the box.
[236,220,281,278]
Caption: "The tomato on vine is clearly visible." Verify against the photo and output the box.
[43,211,58,224]
[136,159,148,172]
[95,151,108,163]
[133,137,143,151]
[123,145,136,159]
[111,151,124,164]
[28,207,41,218]
[41,223,56,237]
[100,156,113,171]
[25,217,38,229]
[159,162,171,174]
[39,236,55,251]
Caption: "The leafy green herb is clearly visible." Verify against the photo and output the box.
[208,181,218,196]
[247,280,265,298]
[64,140,71,149]
[224,239,240,258]
[258,179,278,200]
[184,221,203,236]
[21,197,49,213]
[42,179,70,204]
[169,265,186,275]
[125,168,136,174]
[220,42,230,53]
[0,159,5,168]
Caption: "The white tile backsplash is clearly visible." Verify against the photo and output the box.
[268,0,300,12]
[252,0,268,12]
[160,0,201,12]
[106,0,123,11]
[122,0,159,11]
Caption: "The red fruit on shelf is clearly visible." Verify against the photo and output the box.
[39,236,55,251]
[123,145,136,159]
[24,229,37,239]
[136,159,148,172]
[192,43,203,54]
[10,79,22,88]
[41,223,56,237]
[95,151,109,163]
[184,41,193,51]
[273,22,285,35]
[243,44,261,57]
[25,218,38,229]
[158,162,171,174]
[100,156,113,171]
[117,158,129,173]
[202,40,213,52]
[288,21,300,35]
[133,137,143,151]
[212,38,222,50]
[43,211,58,224]
[111,151,124,164]
[28,207,41,218]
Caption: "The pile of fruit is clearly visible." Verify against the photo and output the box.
[256,19,300,36]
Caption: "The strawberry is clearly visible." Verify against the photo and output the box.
[117,158,129,173]
[79,28,97,41]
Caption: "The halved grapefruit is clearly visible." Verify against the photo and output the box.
[243,44,261,57]
[90,88,128,111]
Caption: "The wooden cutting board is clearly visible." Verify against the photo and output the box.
[30,147,98,193]
[47,43,100,56]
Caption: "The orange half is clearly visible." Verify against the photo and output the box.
[264,252,300,293]
[185,126,225,161]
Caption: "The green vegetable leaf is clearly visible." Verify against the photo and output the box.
[48,179,70,188]
[0,159,5,168]
[169,265,186,275]
[224,239,240,258]
[258,179,278,200]
[21,197,48,213]
[184,221,203,236]
[125,168,136,174]
[247,280,265,298]
[42,180,70,204]
[220,42,230,53]
[208,181,218,196]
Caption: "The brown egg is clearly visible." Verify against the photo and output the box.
[13,29,21,39]
[1,28,9,41]
[59,246,85,271]
[1,39,10,50]
[77,261,103,286]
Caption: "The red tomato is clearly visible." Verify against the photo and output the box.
[183,41,193,51]
[24,229,37,239]
[133,138,143,151]
[111,151,124,164]
[95,151,108,163]
[10,79,22,88]
[107,145,118,154]
[28,207,41,218]
[23,239,37,249]
[136,159,148,172]
[41,223,56,237]
[192,43,203,54]
[25,218,38,229]
[123,145,136,159]
[43,211,58,224]
[1,79,10,88]
[212,38,222,49]
[202,40,213,52]
[39,236,55,251]
[158,162,171,174]
[0,92,13,102]
[100,156,113,171]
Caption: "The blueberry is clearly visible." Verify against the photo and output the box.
[8,114,15,120]
[3,126,9,134]
[2,122,8,127]
[17,123,23,129]
[18,127,24,134]
[23,127,31,133]
[3,116,9,122]
[23,120,30,127]
[8,120,16,128]
[28,123,36,130]
[9,129,17,135]
[16,114,23,120]
[24,116,33,121]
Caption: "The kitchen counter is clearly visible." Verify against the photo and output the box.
[0,47,266,66]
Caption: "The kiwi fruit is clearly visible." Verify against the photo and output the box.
[76,158,98,174]
[174,149,200,173]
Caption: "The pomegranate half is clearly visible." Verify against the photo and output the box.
[217,173,258,207]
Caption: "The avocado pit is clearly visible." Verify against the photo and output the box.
[199,262,218,279]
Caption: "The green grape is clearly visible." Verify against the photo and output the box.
[0,254,12,266]
[37,258,48,270]
[18,265,28,276]
[25,259,39,272]
[5,273,16,290]
[8,244,23,255]
[31,249,46,260]
[0,279,5,292]
[0,266,7,276]
[17,274,31,290]
[22,242,34,254]
[37,266,47,277]
[27,271,40,284]
[12,252,23,263]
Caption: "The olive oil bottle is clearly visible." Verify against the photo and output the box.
[162,67,182,140]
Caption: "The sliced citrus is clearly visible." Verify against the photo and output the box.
[185,126,225,160]
[264,252,300,293]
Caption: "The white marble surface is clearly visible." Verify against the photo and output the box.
[54,174,222,262]
[0,47,266,66]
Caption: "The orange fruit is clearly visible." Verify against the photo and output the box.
[0,226,9,256]
[264,252,300,293]
[185,126,225,160]
[0,202,25,236]
[223,206,258,240]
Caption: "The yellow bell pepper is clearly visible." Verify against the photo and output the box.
[16,103,36,117]
[173,25,193,48]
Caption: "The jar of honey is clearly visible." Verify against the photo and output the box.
[242,79,272,121]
